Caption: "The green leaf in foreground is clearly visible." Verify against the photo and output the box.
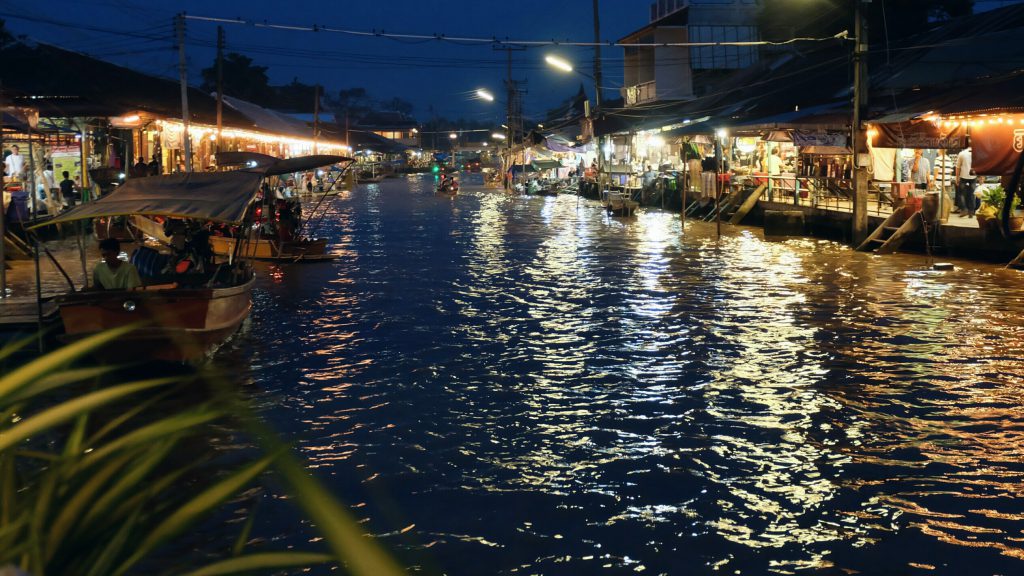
[183,552,335,576]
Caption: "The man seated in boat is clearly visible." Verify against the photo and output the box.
[93,238,142,290]
[276,200,298,242]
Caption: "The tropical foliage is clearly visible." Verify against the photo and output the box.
[0,327,404,576]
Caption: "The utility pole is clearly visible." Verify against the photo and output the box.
[591,0,603,110]
[494,44,527,189]
[313,85,320,155]
[215,25,224,154]
[851,1,869,244]
[176,13,193,172]
[592,0,605,178]
[506,47,513,189]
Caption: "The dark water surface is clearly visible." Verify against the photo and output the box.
[214,174,1024,575]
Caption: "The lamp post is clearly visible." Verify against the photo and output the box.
[544,55,599,109]
[546,54,605,184]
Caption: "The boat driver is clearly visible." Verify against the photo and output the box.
[94,238,142,290]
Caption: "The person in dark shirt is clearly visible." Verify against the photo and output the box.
[148,154,161,176]
[132,156,148,178]
[59,171,77,209]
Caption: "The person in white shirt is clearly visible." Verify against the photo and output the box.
[4,145,24,182]
[955,143,977,217]
[905,149,931,190]
[767,148,783,176]
[40,162,59,213]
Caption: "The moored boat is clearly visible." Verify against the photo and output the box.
[33,154,350,362]
[56,275,254,362]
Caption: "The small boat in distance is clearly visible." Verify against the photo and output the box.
[357,162,387,183]
[602,190,639,217]
[436,173,459,196]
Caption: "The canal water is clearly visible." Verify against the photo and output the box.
[214,174,1024,575]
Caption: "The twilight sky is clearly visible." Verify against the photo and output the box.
[0,0,649,123]
[0,0,1019,124]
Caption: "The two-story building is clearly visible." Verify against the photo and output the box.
[620,0,761,107]
[352,111,420,148]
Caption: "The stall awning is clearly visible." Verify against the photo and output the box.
[543,135,577,153]
[531,160,562,171]
[36,171,266,227]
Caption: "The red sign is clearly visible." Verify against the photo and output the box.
[971,121,1024,176]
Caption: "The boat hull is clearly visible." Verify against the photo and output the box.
[209,236,330,261]
[57,277,254,362]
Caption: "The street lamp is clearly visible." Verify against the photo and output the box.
[545,55,574,74]
[546,53,604,173]
[476,89,495,102]
[545,54,600,110]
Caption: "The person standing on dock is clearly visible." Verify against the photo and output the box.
[907,149,931,191]
[148,154,161,176]
[59,171,77,209]
[4,145,24,183]
[955,142,977,217]
[767,147,782,176]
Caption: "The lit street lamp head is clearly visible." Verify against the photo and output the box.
[476,89,495,102]
[545,55,573,73]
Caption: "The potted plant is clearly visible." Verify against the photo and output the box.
[980,185,1024,230]
[976,203,998,227]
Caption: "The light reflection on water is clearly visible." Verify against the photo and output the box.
[219,174,1024,575]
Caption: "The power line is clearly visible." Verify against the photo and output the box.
[183,13,847,49]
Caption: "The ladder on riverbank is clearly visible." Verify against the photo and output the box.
[856,210,922,254]
[684,186,749,223]
[728,184,767,225]
[3,231,32,260]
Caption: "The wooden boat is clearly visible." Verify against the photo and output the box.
[436,176,459,196]
[525,180,558,196]
[603,191,639,217]
[357,163,387,183]
[208,235,335,262]
[34,154,351,362]
[57,276,254,362]
[131,215,336,262]
[130,153,353,263]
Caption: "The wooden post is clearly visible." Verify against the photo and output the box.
[33,236,43,352]
[681,140,687,230]
[27,125,38,217]
[216,25,224,154]
[176,14,193,172]
[851,0,869,243]
[715,137,723,239]
[313,85,320,155]
[0,83,7,300]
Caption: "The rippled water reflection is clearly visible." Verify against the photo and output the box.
[219,174,1024,575]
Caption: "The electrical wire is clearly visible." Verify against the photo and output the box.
[183,13,847,49]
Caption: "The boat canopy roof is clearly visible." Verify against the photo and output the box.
[35,154,352,228]
[37,171,266,227]
[215,151,352,175]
